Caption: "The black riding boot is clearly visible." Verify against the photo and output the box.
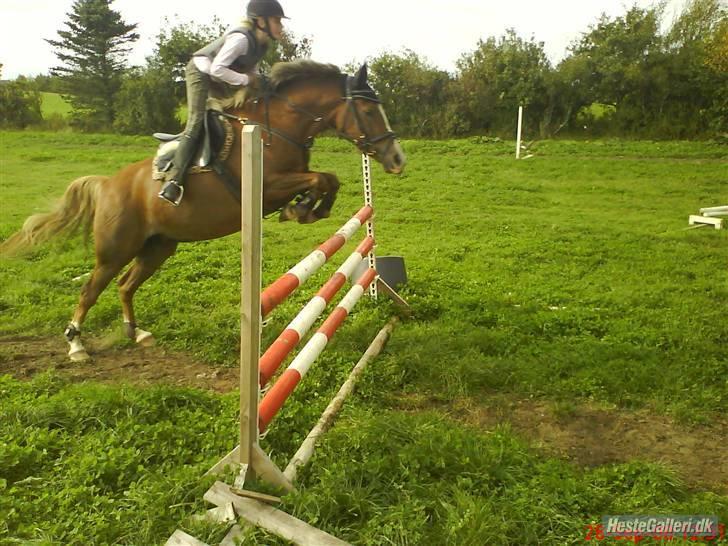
[158,132,199,206]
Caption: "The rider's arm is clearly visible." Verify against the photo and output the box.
[210,33,252,86]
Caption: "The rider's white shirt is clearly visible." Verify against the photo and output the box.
[193,33,252,87]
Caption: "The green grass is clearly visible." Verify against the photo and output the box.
[2,132,724,419]
[40,92,72,118]
[578,102,617,120]
[2,373,726,545]
[177,104,188,125]
[1,131,727,544]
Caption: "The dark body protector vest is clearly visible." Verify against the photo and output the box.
[193,26,268,83]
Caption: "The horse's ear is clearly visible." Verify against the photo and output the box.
[354,63,368,87]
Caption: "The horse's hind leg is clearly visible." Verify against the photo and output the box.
[65,206,146,361]
[118,235,178,346]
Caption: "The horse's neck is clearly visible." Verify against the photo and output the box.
[289,83,342,136]
[236,81,341,138]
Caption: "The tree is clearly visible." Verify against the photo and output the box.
[564,1,726,137]
[113,67,179,135]
[367,50,455,137]
[0,78,42,128]
[665,0,727,134]
[149,18,225,101]
[703,15,728,133]
[46,0,138,130]
[455,29,551,136]
[261,29,313,70]
[541,55,592,137]
[567,6,674,135]
[704,17,728,73]
[30,74,65,94]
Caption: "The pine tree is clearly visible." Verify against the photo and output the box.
[46,0,138,130]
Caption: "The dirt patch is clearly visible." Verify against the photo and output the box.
[0,335,238,393]
[398,394,728,494]
[3,337,726,494]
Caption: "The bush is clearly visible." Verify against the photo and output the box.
[367,50,456,138]
[38,113,71,131]
[113,67,180,135]
[0,79,42,128]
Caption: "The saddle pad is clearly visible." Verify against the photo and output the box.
[152,113,234,180]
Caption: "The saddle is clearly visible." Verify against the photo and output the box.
[152,108,235,180]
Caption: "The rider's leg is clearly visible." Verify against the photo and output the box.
[159,60,210,206]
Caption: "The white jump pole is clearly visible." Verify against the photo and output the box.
[516,106,523,159]
[700,206,728,218]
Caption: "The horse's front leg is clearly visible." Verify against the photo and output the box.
[264,171,334,224]
[312,172,341,220]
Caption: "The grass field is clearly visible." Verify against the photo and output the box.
[40,92,72,118]
[0,131,726,544]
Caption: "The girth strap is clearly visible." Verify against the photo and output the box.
[210,159,241,203]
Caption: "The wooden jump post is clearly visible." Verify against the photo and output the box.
[167,125,407,545]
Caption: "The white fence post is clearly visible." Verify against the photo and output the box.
[516,106,523,159]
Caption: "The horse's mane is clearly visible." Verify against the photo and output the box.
[269,60,342,92]
[216,60,343,111]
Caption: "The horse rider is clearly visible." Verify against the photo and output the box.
[158,0,287,206]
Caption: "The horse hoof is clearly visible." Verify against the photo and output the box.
[123,321,136,340]
[314,208,331,219]
[298,212,319,224]
[279,205,296,222]
[135,328,155,347]
[69,349,90,362]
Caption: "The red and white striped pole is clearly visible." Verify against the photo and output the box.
[259,236,375,387]
[258,267,378,431]
[260,205,373,317]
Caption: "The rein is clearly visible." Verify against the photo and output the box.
[244,75,397,155]
[249,80,321,150]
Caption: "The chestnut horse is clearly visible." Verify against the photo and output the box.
[1,61,406,361]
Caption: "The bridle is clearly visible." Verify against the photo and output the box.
[247,74,398,156]
[337,75,397,157]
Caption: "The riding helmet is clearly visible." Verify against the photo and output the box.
[247,0,288,18]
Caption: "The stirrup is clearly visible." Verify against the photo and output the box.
[158,181,184,207]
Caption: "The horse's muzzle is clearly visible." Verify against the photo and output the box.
[384,143,407,174]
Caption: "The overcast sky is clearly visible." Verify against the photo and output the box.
[1,0,687,79]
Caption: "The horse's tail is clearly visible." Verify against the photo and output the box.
[0,175,106,256]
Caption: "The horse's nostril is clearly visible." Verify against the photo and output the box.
[393,153,401,166]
